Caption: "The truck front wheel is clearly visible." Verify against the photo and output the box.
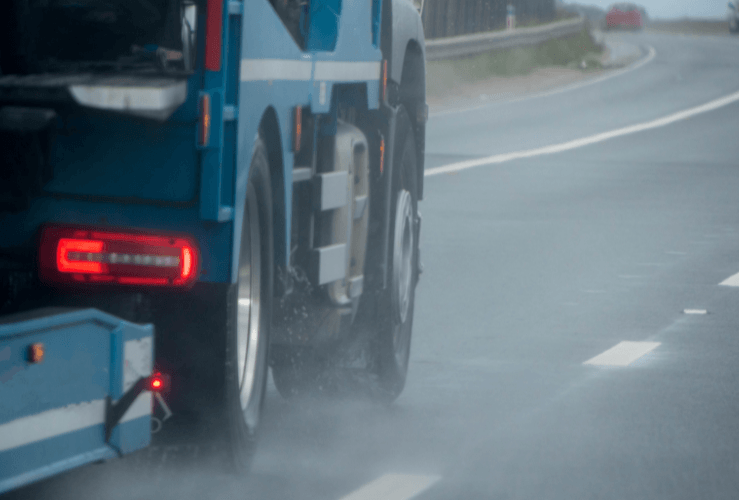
[371,105,419,402]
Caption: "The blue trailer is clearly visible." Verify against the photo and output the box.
[0,0,426,492]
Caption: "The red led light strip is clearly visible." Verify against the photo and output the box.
[39,226,199,288]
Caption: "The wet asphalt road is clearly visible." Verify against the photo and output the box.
[7,31,739,500]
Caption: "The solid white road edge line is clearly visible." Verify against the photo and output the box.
[430,45,657,117]
[584,341,661,367]
[337,474,441,500]
[425,87,739,177]
[719,271,739,286]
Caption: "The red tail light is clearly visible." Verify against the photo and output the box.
[39,226,200,287]
[205,0,223,71]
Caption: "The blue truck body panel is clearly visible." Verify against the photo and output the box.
[231,0,382,281]
[0,309,154,494]
[47,115,199,203]
[0,0,384,286]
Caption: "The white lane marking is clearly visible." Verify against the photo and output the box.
[431,45,657,117]
[338,474,440,500]
[584,341,660,366]
[425,87,739,177]
[719,271,739,287]
[683,309,707,315]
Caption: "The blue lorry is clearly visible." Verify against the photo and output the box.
[0,0,426,492]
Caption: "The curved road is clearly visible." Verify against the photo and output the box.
[7,31,739,500]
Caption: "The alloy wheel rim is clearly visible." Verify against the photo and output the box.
[236,190,263,429]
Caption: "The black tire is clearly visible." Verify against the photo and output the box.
[218,136,273,469]
[370,105,419,402]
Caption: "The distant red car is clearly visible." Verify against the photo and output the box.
[605,3,645,30]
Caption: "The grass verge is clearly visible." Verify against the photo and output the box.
[426,27,603,97]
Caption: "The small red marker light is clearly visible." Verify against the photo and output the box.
[148,372,167,392]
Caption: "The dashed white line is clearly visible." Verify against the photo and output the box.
[425,88,739,177]
[683,309,707,315]
[338,474,440,500]
[719,271,739,287]
[584,341,661,367]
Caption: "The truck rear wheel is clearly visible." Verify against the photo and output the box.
[220,137,273,469]
[371,105,419,402]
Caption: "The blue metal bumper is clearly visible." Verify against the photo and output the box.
[0,308,154,494]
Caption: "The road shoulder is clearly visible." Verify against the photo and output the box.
[427,32,644,115]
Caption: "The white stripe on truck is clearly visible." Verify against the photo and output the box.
[313,61,381,81]
[240,59,380,82]
[240,59,313,81]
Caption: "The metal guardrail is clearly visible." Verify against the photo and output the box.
[422,0,556,40]
[426,16,586,60]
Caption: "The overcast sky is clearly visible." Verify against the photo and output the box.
[570,0,730,19]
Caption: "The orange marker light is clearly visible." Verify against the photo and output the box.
[199,94,211,147]
[293,106,302,152]
[379,138,385,175]
[381,59,388,103]
[27,343,45,364]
